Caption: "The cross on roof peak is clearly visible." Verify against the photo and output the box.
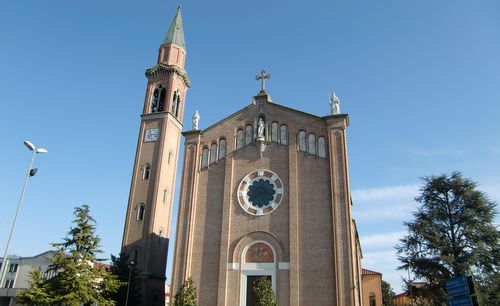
[255,69,271,92]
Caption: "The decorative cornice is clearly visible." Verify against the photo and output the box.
[145,63,191,87]
[141,112,167,121]
[182,130,203,137]
[140,111,184,129]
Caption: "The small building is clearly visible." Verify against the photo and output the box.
[0,251,56,306]
[392,282,431,306]
[361,268,383,306]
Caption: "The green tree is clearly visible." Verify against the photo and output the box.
[396,172,499,305]
[108,252,141,306]
[16,204,121,306]
[174,277,197,306]
[381,280,395,306]
[254,277,277,306]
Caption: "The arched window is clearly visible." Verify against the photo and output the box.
[171,89,181,118]
[142,164,151,180]
[163,188,168,204]
[210,143,218,164]
[132,248,139,263]
[136,203,145,221]
[175,93,181,117]
[298,130,306,151]
[245,125,253,145]
[318,137,326,158]
[150,84,166,113]
[308,133,316,155]
[271,122,279,142]
[201,147,209,169]
[236,129,245,150]
[280,125,288,145]
[369,292,376,306]
[219,138,227,160]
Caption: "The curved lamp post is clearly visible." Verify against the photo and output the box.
[0,141,47,287]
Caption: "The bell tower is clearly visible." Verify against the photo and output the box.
[121,7,190,306]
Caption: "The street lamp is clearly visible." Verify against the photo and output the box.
[125,260,135,306]
[0,141,48,287]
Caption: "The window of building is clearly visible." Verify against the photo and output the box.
[280,125,288,145]
[369,292,376,306]
[298,130,306,151]
[172,89,182,118]
[271,122,279,142]
[175,94,181,117]
[8,263,18,273]
[308,133,316,155]
[142,164,151,180]
[163,188,168,204]
[245,125,253,145]
[150,84,166,113]
[236,129,245,150]
[4,279,14,288]
[210,143,218,164]
[136,204,145,221]
[219,138,227,159]
[318,137,326,158]
[201,147,209,169]
[132,248,139,264]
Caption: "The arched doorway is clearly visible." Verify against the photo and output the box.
[240,241,276,306]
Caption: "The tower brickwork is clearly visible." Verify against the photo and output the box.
[121,8,189,306]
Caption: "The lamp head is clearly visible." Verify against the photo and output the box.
[29,168,38,177]
[24,141,36,151]
[36,148,48,154]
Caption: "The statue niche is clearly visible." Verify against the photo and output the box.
[254,114,268,158]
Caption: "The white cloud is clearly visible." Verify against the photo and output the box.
[353,203,414,221]
[360,231,406,248]
[362,250,407,293]
[352,184,419,202]
[482,183,500,203]
[351,184,419,221]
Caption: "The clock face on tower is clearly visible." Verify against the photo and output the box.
[237,169,284,216]
[144,128,159,142]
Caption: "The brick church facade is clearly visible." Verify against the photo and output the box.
[122,7,364,306]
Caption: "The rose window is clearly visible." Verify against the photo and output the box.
[237,169,284,216]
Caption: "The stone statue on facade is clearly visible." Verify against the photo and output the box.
[192,110,200,130]
[257,117,265,139]
[329,92,340,115]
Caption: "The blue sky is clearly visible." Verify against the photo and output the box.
[1,0,499,292]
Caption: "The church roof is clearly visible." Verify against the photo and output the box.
[200,95,326,134]
[164,6,185,49]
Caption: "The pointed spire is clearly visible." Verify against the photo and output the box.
[164,6,185,49]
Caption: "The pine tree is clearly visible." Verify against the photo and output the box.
[254,277,277,306]
[381,280,395,306]
[396,172,499,305]
[16,204,121,306]
[174,277,197,306]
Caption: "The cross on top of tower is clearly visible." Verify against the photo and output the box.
[255,69,272,92]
